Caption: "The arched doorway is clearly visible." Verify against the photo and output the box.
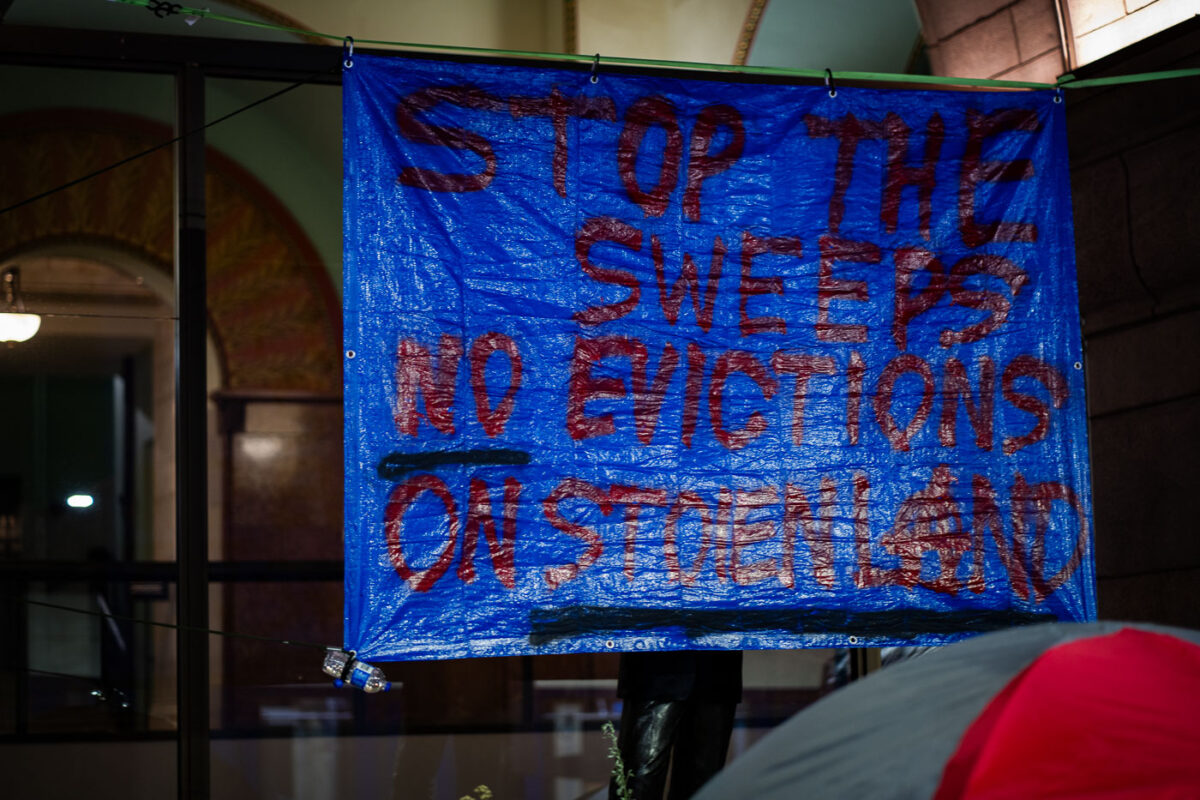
[0,107,343,731]
[0,108,341,393]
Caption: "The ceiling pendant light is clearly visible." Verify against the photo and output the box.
[0,266,41,343]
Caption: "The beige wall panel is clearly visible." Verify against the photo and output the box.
[576,0,752,63]
[926,9,1020,78]
[994,48,1064,81]
[1065,0,1126,36]
[915,0,1012,44]
[273,0,552,51]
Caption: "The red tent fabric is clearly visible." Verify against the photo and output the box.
[695,623,1200,800]
[935,629,1200,799]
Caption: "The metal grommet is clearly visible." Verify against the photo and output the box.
[1074,361,1082,370]
[346,350,356,359]
[848,635,860,645]
[825,68,837,98]
[604,639,615,649]
[343,36,354,69]
[590,53,600,84]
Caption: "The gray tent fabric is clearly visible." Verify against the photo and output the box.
[693,621,1200,800]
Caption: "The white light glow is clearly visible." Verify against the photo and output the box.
[1072,0,1198,66]
[66,494,94,509]
[0,312,41,342]
[242,438,283,461]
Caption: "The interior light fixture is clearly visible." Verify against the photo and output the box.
[0,266,41,343]
[66,494,95,509]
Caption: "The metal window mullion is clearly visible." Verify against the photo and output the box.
[175,62,209,800]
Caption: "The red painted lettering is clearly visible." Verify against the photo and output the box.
[542,478,611,589]
[942,254,1028,347]
[458,477,520,589]
[566,336,636,440]
[655,235,725,333]
[940,356,996,451]
[892,247,947,351]
[817,235,879,343]
[709,350,778,450]
[632,343,680,445]
[740,232,800,337]
[846,351,865,446]
[1011,473,1089,603]
[612,485,669,582]
[1002,355,1068,455]
[959,108,1039,248]
[715,487,733,582]
[384,475,460,593]
[852,473,878,588]
[882,112,944,240]
[395,86,505,192]
[394,334,462,436]
[682,343,705,448]
[663,491,714,586]
[573,217,643,326]
[877,465,969,595]
[782,478,838,590]
[509,89,616,197]
[684,104,745,221]
[894,250,1027,349]
[618,96,683,218]
[805,114,885,234]
[771,352,836,446]
[565,336,678,445]
[469,332,522,437]
[875,353,935,452]
[732,487,779,585]
[968,474,1003,595]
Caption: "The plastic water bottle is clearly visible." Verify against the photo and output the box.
[322,648,352,681]
[345,659,391,693]
[322,648,391,693]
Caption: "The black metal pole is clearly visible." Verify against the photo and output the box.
[175,62,209,800]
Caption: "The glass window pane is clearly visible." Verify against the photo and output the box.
[0,62,178,797]
[204,74,346,797]
[0,65,178,566]
[24,580,176,736]
[210,580,342,731]
[203,78,342,570]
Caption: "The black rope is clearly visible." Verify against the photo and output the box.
[24,598,332,651]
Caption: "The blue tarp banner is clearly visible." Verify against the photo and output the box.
[343,54,1094,662]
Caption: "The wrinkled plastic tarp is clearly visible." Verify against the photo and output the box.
[343,54,1095,661]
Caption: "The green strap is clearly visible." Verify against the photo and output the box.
[115,0,1200,91]
[1057,67,1200,89]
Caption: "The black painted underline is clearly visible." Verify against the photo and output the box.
[527,606,1056,645]
[377,448,531,480]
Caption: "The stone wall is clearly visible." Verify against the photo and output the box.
[915,0,1067,82]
